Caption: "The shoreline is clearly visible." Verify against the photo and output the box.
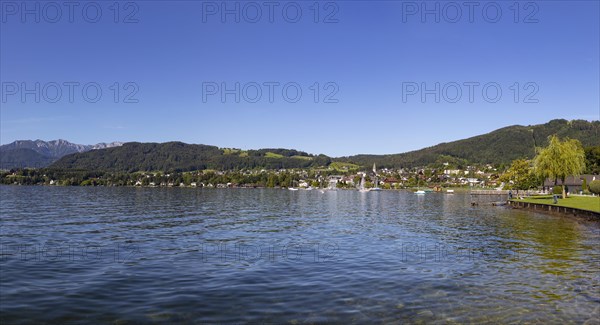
[0,183,494,193]
[509,199,600,218]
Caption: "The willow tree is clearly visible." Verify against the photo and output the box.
[500,159,537,191]
[534,135,586,198]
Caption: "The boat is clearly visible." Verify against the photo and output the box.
[358,174,370,192]
[415,176,431,194]
[371,163,382,191]
[446,189,454,193]
[288,179,299,191]
[327,180,338,191]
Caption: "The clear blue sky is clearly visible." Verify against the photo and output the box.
[1,0,598,156]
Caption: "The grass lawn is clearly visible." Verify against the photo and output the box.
[265,152,284,158]
[329,162,360,171]
[291,155,313,160]
[513,195,600,213]
[222,148,240,155]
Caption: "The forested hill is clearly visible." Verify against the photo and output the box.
[0,148,55,169]
[337,119,600,168]
[49,119,599,172]
[50,142,332,172]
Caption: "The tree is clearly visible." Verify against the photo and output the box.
[584,146,600,174]
[534,135,586,198]
[589,180,600,195]
[182,173,192,186]
[500,159,537,191]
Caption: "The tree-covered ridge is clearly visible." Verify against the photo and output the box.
[0,148,55,169]
[337,119,600,168]
[48,119,599,172]
[51,142,331,172]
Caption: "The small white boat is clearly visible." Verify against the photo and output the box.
[415,190,426,194]
[358,174,370,192]
[327,181,338,191]
[288,187,299,191]
[446,189,454,193]
[372,163,381,191]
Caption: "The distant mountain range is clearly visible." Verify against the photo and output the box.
[0,139,123,169]
[1,119,599,171]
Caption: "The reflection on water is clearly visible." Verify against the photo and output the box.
[0,186,598,324]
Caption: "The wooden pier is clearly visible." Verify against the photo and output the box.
[470,190,509,195]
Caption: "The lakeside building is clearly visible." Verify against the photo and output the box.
[544,174,599,193]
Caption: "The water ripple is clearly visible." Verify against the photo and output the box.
[1,186,599,324]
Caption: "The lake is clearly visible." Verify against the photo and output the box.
[1,186,598,324]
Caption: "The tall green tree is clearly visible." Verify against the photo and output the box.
[534,135,586,198]
[500,159,537,191]
[589,180,600,195]
[584,146,600,174]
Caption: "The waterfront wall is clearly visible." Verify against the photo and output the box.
[509,200,600,218]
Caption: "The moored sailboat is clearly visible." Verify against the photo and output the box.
[358,174,370,192]
[371,163,382,191]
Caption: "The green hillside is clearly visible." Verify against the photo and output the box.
[0,148,55,169]
[337,119,599,168]
[49,119,599,172]
[51,142,330,172]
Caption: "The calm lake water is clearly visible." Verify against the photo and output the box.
[1,186,599,324]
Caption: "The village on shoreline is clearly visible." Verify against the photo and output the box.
[0,161,518,189]
[2,162,598,194]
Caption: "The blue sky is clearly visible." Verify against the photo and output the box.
[1,0,599,156]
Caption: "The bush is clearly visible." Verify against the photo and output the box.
[552,185,563,195]
[589,180,600,195]
[581,178,590,194]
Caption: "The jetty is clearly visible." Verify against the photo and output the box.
[470,190,509,195]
